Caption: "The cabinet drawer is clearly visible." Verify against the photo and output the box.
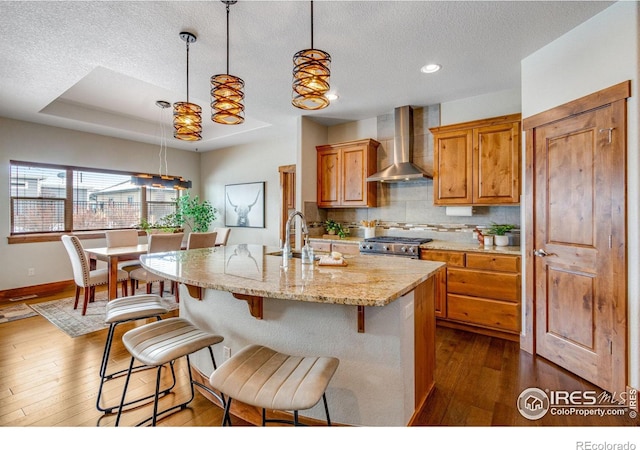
[331,242,360,255]
[447,294,520,332]
[310,241,331,252]
[420,250,465,267]
[447,268,520,302]
[466,253,520,272]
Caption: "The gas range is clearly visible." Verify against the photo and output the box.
[359,236,432,258]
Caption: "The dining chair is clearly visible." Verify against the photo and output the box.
[61,235,129,315]
[129,233,184,300]
[186,231,217,250]
[213,227,231,246]
[105,229,142,273]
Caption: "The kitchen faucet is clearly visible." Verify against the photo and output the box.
[282,210,309,260]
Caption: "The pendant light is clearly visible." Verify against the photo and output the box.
[211,0,245,125]
[173,31,202,141]
[132,100,192,190]
[292,1,331,110]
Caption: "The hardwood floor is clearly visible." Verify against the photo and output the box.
[0,287,637,431]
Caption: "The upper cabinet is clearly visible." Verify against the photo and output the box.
[430,114,521,205]
[316,139,379,208]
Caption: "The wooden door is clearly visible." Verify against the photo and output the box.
[278,165,296,247]
[473,121,520,204]
[316,147,340,207]
[433,129,473,204]
[532,96,627,394]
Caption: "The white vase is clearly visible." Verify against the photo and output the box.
[494,235,509,246]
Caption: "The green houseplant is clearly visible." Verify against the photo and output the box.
[325,219,349,239]
[172,192,217,233]
[487,223,516,246]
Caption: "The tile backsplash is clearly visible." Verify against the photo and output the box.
[307,104,521,242]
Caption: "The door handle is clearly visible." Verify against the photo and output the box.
[534,249,556,257]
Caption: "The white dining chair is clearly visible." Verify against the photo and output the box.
[129,233,184,300]
[105,229,142,273]
[61,235,129,315]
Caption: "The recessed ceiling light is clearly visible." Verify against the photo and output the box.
[420,64,441,74]
[326,92,339,101]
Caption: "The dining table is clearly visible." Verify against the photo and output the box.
[85,244,148,300]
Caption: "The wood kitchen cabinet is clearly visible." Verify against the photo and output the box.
[420,248,521,341]
[431,114,521,205]
[309,239,360,255]
[316,139,379,208]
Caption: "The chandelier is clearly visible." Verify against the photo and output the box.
[211,0,245,125]
[292,1,331,110]
[173,32,203,141]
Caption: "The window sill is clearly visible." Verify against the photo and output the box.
[7,230,145,245]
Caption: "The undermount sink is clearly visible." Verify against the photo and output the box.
[266,250,319,260]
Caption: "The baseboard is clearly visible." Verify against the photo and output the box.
[0,280,75,304]
[436,318,520,342]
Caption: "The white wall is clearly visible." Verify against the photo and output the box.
[520,0,639,388]
[0,118,200,291]
[440,88,521,125]
[199,132,297,249]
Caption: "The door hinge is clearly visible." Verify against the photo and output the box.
[609,340,613,355]
[609,235,613,249]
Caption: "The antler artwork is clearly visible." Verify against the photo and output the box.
[227,190,260,227]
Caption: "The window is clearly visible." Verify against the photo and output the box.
[10,161,184,235]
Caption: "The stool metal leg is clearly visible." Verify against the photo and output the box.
[97,317,176,414]
[116,345,223,427]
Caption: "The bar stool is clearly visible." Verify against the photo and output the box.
[115,317,225,427]
[208,344,340,426]
[96,294,173,414]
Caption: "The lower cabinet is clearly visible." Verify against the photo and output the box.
[309,239,360,255]
[420,248,521,341]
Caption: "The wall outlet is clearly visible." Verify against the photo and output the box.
[27,268,35,276]
[223,346,231,360]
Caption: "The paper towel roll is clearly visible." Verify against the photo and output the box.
[445,206,473,216]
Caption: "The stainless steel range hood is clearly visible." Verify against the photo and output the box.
[366,105,432,182]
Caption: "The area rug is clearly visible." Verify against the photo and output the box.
[0,303,37,323]
[29,292,179,338]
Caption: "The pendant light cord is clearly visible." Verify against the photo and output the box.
[226,2,230,74]
[310,1,314,49]
[186,40,191,103]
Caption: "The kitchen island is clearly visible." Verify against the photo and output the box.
[140,244,444,426]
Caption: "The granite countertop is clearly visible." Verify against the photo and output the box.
[421,240,522,256]
[140,244,444,307]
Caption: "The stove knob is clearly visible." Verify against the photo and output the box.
[383,245,389,251]
[400,246,407,252]
[408,246,416,253]
[368,245,374,250]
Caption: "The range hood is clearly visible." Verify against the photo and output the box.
[366,105,432,183]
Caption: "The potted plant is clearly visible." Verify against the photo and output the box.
[488,223,515,246]
[325,219,349,239]
[171,192,217,233]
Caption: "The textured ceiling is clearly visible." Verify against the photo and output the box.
[0,0,613,151]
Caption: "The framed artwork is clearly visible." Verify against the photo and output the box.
[224,181,265,228]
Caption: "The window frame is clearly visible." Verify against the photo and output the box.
[8,160,184,244]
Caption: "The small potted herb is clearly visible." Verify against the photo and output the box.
[488,223,515,246]
[325,219,349,239]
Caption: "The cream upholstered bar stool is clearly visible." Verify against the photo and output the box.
[209,344,340,426]
[61,235,129,315]
[115,317,225,427]
[96,293,175,414]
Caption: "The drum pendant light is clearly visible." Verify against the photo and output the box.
[211,0,245,125]
[173,32,202,141]
[292,1,331,110]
